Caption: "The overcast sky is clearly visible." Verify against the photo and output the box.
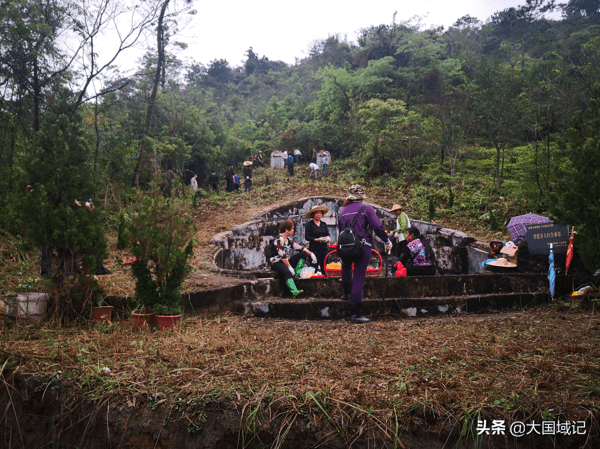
[170,0,561,68]
[107,0,561,74]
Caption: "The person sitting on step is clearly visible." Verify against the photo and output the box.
[269,220,317,298]
[399,227,436,276]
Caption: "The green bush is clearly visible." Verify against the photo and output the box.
[20,98,107,324]
[127,172,196,315]
[116,213,129,250]
[552,86,600,273]
[447,186,454,209]
[428,197,436,222]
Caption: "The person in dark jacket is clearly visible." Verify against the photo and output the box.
[287,154,294,177]
[338,184,392,323]
[254,151,265,167]
[224,164,234,192]
[269,220,317,298]
[208,170,219,192]
[242,161,253,192]
[304,205,330,272]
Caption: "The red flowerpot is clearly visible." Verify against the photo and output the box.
[132,311,156,327]
[92,306,113,322]
[156,314,182,330]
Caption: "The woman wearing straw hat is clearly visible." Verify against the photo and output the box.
[338,184,393,323]
[388,203,410,262]
[242,161,253,192]
[304,205,331,272]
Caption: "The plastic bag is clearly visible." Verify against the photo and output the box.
[299,266,316,279]
[393,261,407,277]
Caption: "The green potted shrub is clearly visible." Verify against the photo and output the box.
[91,279,112,322]
[127,172,196,329]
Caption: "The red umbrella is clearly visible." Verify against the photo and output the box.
[565,227,576,275]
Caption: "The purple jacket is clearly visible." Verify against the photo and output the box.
[338,201,389,247]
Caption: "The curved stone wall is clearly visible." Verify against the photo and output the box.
[210,196,493,274]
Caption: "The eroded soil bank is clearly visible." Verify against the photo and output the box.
[1,372,595,449]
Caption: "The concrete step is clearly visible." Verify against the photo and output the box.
[180,273,589,319]
[237,291,548,321]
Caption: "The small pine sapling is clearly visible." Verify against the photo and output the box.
[428,197,436,222]
[447,186,454,209]
[116,213,129,250]
[489,208,499,230]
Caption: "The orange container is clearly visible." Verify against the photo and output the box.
[323,249,382,278]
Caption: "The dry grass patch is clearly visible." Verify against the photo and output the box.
[2,309,599,439]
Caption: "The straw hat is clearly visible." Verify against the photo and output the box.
[243,161,253,166]
[305,205,329,219]
[346,184,366,201]
[487,258,517,268]
[388,204,403,213]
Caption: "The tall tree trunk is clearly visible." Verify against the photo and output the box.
[132,0,170,187]
[93,99,100,185]
[33,58,41,133]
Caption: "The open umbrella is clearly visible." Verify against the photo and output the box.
[506,214,552,245]
[548,243,555,299]
[565,226,575,275]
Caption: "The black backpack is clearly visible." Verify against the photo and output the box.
[337,205,367,258]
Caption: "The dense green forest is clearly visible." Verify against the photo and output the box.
[1,0,599,273]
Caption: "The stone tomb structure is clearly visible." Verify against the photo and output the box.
[210,196,491,276]
[200,197,587,321]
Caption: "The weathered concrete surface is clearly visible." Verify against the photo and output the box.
[238,292,547,321]
[179,273,588,320]
[183,279,275,315]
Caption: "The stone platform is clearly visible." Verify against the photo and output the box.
[182,273,584,321]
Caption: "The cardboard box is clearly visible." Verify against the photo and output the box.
[500,246,518,264]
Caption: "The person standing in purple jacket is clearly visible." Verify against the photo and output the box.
[338,184,392,323]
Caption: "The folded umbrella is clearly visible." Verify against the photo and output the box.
[548,243,555,299]
[565,226,575,275]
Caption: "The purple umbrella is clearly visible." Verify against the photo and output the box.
[506,214,552,245]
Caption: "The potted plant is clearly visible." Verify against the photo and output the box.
[92,301,113,322]
[127,172,196,330]
[91,281,112,322]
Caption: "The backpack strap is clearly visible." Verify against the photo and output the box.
[341,205,368,249]
[341,205,368,235]
[345,205,367,229]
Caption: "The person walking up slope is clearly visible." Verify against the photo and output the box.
[338,185,392,323]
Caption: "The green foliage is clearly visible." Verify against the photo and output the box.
[127,173,196,315]
[447,186,455,209]
[551,85,600,272]
[0,194,23,236]
[428,197,436,222]
[20,97,108,323]
[489,208,499,231]
[116,213,129,250]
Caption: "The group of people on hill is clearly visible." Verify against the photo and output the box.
[190,147,334,193]
[269,184,436,323]
[190,151,268,194]
[277,148,330,179]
